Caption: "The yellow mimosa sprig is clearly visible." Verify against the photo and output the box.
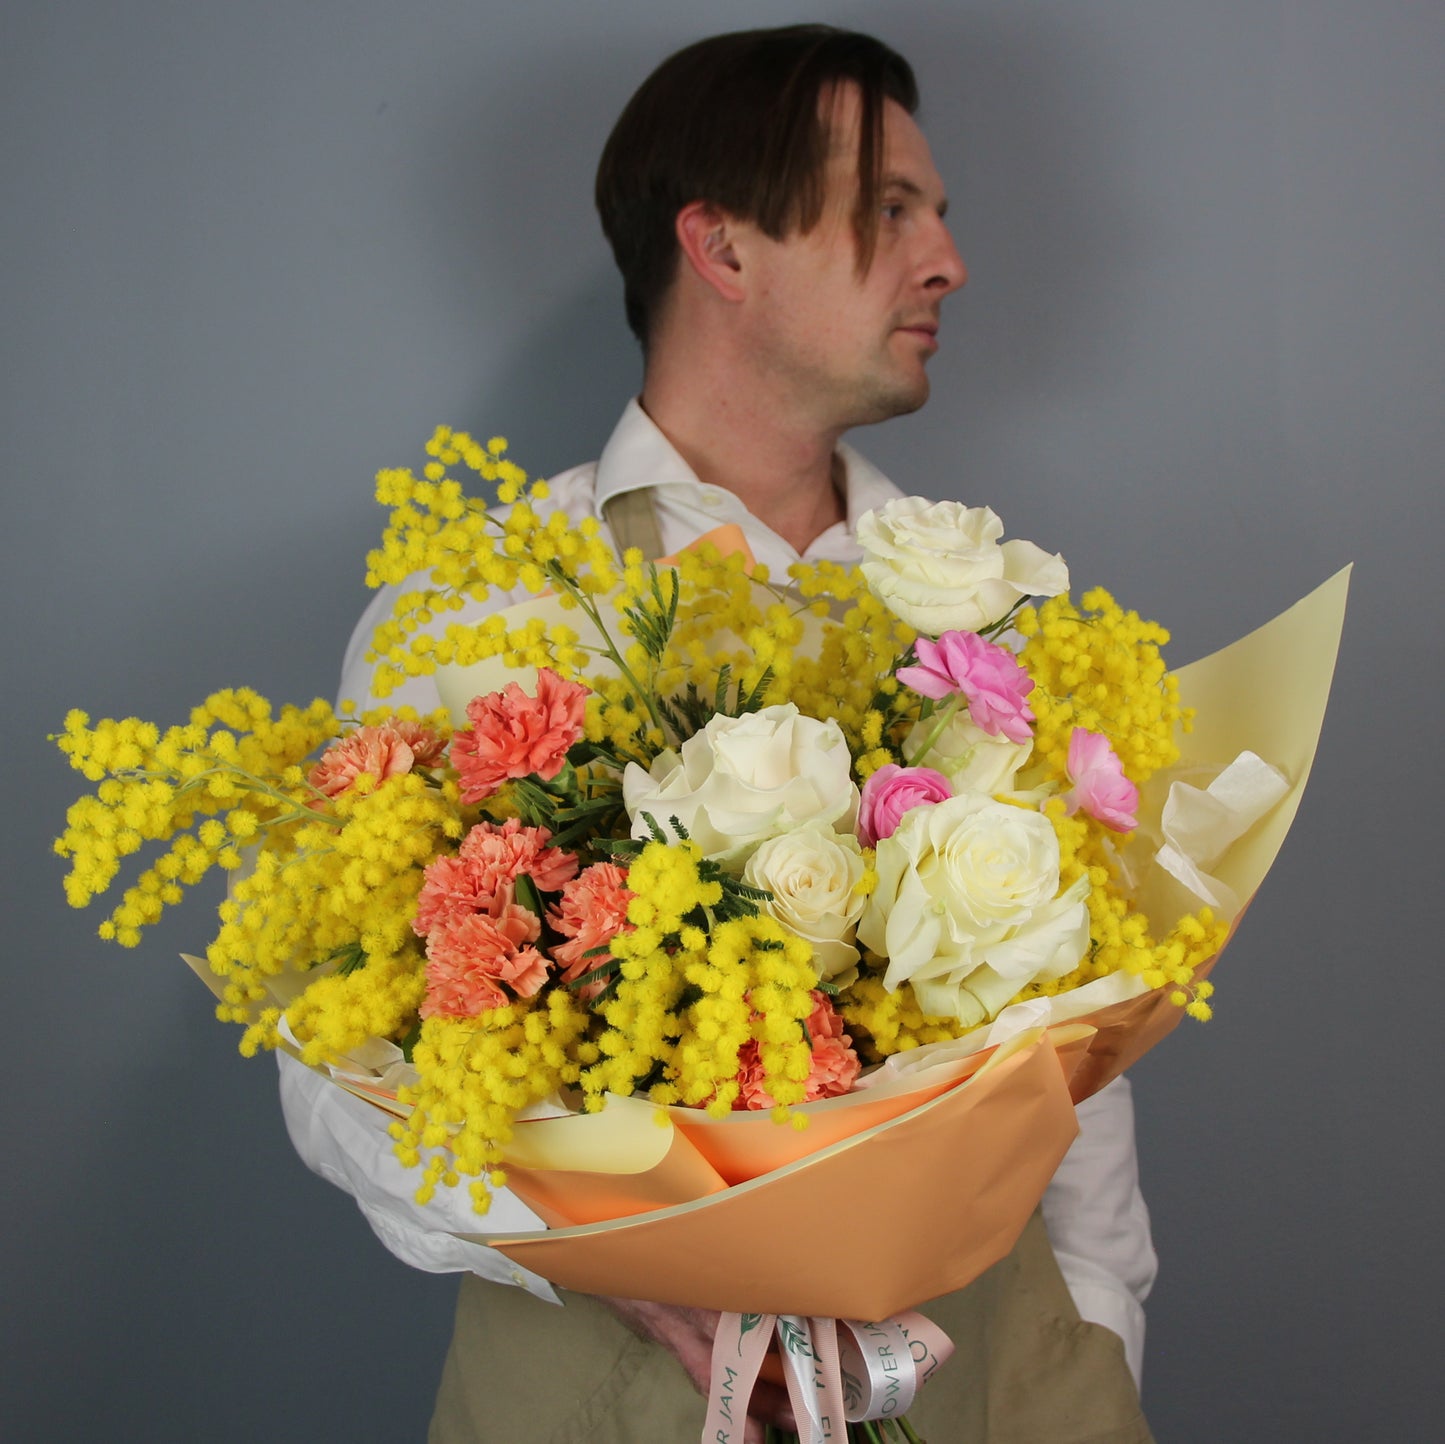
[1015,587,1190,787]
[53,691,339,945]
[363,429,624,698]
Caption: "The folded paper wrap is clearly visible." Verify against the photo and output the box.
[472,1026,1089,1317]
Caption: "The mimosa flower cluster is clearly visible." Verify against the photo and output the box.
[53,428,1225,1213]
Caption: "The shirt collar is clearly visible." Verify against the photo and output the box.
[594,397,902,524]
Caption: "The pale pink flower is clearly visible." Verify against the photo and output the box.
[450,668,589,803]
[420,902,544,1018]
[1063,728,1139,833]
[895,631,1035,744]
[389,720,448,768]
[548,863,635,984]
[413,820,578,937]
[308,720,444,799]
[735,992,861,1110]
[857,763,953,848]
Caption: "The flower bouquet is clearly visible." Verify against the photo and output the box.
[53,429,1347,1443]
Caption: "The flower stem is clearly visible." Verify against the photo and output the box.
[545,563,672,742]
[903,694,962,769]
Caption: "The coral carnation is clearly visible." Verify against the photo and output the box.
[413,854,489,936]
[735,992,861,1110]
[389,719,448,768]
[548,862,635,982]
[420,902,545,1019]
[459,818,579,896]
[308,720,443,799]
[415,820,578,939]
[450,668,589,803]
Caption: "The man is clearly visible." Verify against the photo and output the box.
[282,25,1156,1442]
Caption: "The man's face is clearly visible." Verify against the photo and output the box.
[741,87,967,430]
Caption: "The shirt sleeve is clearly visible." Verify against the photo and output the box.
[277,1052,560,1298]
[1040,1075,1157,1390]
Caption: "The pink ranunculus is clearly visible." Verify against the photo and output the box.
[895,631,1036,744]
[1063,728,1139,833]
[450,667,589,803]
[308,720,442,799]
[419,902,543,1019]
[734,992,861,1110]
[548,862,635,984]
[857,763,953,848]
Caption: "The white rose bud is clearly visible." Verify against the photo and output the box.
[622,704,858,868]
[904,713,1033,797]
[858,792,1089,1027]
[744,825,868,982]
[856,497,1068,636]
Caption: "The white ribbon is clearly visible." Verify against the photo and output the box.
[704,1309,954,1443]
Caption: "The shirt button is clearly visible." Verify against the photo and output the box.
[509,1268,527,1286]
[701,489,725,510]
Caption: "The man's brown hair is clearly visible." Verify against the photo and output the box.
[595,24,919,347]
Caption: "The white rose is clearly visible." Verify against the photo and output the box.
[622,704,859,867]
[744,825,868,982]
[856,497,1068,635]
[904,713,1033,796]
[857,793,1089,1027]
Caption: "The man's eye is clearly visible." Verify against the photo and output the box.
[881,202,905,221]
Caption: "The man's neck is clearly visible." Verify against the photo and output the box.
[637,377,848,554]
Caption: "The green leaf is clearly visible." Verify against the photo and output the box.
[713,664,733,714]
[565,957,619,992]
[396,1019,422,1064]
[514,873,545,919]
[311,941,367,975]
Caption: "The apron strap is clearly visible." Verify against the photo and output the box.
[601,488,665,565]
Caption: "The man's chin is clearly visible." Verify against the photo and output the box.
[849,373,930,426]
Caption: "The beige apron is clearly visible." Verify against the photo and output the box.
[429,490,1152,1443]
[430,1214,1151,1443]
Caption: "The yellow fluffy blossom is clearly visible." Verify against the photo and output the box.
[393,990,593,1211]
[1016,587,1190,787]
[1011,799,1228,1013]
[840,974,970,1060]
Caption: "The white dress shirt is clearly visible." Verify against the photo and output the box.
[279,399,1156,1385]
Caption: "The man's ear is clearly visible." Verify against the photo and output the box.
[674,200,746,303]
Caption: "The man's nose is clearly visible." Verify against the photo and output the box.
[925,217,967,295]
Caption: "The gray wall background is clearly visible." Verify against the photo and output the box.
[5,1,1440,1439]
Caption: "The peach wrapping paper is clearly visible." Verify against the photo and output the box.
[471,1026,1088,1317]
